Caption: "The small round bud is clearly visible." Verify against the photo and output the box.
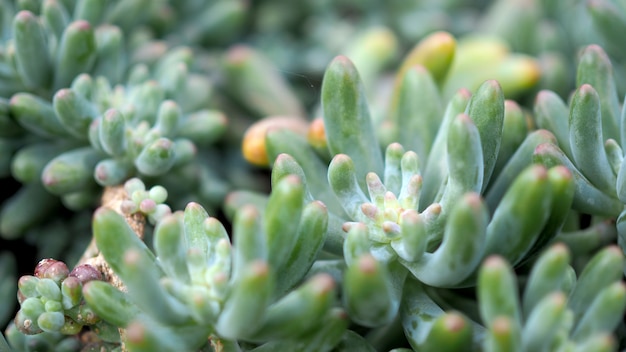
[69,264,102,284]
[18,276,39,302]
[124,177,145,194]
[139,198,157,214]
[148,185,168,203]
[34,259,69,283]
[131,189,149,203]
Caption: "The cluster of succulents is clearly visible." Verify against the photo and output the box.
[401,243,626,351]
[0,0,264,267]
[3,0,626,351]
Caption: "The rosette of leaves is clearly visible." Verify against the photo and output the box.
[231,40,578,335]
[0,47,227,240]
[0,2,141,241]
[401,243,626,351]
[59,174,360,351]
[10,259,114,345]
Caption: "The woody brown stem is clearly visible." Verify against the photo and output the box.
[77,185,146,351]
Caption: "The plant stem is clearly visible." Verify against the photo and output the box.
[77,185,146,351]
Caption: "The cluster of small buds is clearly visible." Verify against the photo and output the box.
[14,259,101,335]
[358,143,440,242]
[121,178,172,225]
[334,143,443,268]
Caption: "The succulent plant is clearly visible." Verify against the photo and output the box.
[248,34,565,252]
[402,243,626,351]
[13,259,102,335]
[0,51,227,238]
[4,1,626,351]
[6,175,345,351]
[0,3,253,346]
[229,24,626,350]
[0,1,237,242]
